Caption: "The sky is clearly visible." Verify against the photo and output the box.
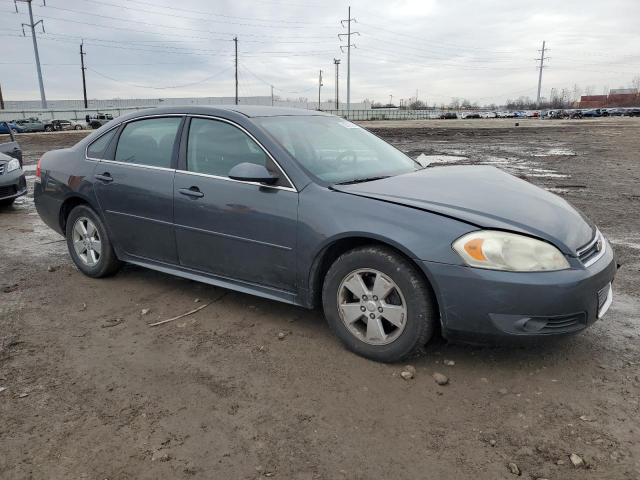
[1,0,639,105]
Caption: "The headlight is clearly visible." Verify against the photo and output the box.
[452,230,570,272]
[6,158,21,173]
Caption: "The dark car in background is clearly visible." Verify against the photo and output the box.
[0,123,27,206]
[33,106,616,362]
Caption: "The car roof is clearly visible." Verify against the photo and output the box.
[123,105,333,119]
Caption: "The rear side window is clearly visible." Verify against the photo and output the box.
[115,117,181,168]
[87,128,117,159]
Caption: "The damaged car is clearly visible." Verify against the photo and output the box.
[33,107,616,362]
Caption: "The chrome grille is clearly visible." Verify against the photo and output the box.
[0,164,5,175]
[577,229,606,267]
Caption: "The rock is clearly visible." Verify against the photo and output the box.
[18,392,29,398]
[277,332,286,340]
[579,415,594,422]
[498,388,509,395]
[194,298,200,303]
[404,365,416,375]
[141,308,150,316]
[443,359,455,366]
[151,451,171,462]
[556,459,565,465]
[489,439,497,447]
[507,462,521,475]
[79,303,87,311]
[432,372,449,385]
[569,453,584,467]
[481,377,489,383]
[400,370,414,380]
[47,265,57,272]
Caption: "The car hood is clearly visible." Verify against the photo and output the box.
[332,166,594,254]
[0,151,13,162]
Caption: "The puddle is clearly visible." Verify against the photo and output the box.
[526,172,571,178]
[415,154,468,166]
[533,148,576,157]
[545,187,569,194]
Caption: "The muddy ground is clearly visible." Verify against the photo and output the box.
[1,119,639,479]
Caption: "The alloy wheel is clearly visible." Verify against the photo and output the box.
[337,268,407,345]
[72,216,102,267]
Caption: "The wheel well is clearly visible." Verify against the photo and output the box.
[59,197,89,232]
[309,237,439,315]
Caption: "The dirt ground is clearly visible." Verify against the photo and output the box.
[1,119,639,480]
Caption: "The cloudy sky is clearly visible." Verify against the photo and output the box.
[1,0,639,105]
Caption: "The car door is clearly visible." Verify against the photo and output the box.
[173,116,298,292]
[93,116,184,264]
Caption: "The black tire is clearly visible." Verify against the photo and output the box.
[65,205,121,278]
[0,198,16,207]
[322,246,437,363]
[44,125,53,132]
[74,125,82,130]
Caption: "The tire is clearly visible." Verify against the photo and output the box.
[74,125,82,130]
[0,198,16,207]
[322,246,437,363]
[44,125,53,132]
[65,205,121,278]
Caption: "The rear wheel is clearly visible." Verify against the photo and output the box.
[74,125,82,130]
[65,205,121,277]
[322,246,437,362]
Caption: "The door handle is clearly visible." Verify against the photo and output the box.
[95,172,113,183]
[179,186,204,198]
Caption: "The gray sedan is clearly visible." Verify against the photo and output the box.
[33,106,616,362]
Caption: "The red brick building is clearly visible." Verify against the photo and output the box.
[579,89,639,108]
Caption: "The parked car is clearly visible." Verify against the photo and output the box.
[0,121,25,134]
[86,113,114,129]
[44,119,85,132]
[582,108,607,118]
[461,112,480,119]
[480,111,497,118]
[0,123,27,206]
[13,118,45,132]
[439,112,457,119]
[626,108,640,117]
[33,106,616,362]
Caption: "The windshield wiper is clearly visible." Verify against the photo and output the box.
[334,175,391,185]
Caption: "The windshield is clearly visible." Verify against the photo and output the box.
[255,116,420,184]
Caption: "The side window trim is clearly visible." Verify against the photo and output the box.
[179,114,297,192]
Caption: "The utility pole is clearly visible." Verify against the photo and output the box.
[318,69,323,110]
[15,0,47,108]
[535,40,549,105]
[389,94,393,106]
[0,83,4,110]
[271,85,274,106]
[80,41,88,109]
[339,6,359,112]
[234,36,238,105]
[333,58,340,109]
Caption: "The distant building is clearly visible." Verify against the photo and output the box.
[579,89,639,108]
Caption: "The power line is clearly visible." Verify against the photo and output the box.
[81,0,327,26]
[86,65,233,89]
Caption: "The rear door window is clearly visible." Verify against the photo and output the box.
[115,117,181,168]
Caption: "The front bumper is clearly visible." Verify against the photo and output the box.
[422,243,617,342]
[0,170,27,201]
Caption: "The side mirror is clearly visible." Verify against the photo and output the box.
[228,162,279,185]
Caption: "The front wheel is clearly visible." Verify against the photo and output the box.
[322,246,437,362]
[65,205,121,277]
[74,125,83,130]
